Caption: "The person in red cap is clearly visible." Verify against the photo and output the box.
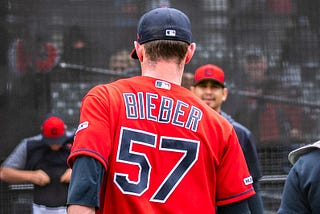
[67,7,255,214]
[190,64,264,214]
[0,113,74,214]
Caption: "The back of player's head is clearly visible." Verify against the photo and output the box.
[131,7,192,59]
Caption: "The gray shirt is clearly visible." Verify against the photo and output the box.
[2,131,74,169]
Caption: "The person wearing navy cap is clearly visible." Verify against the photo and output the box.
[67,7,255,214]
[0,113,74,214]
[191,64,264,214]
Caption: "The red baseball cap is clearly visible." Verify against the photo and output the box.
[42,115,67,145]
[194,64,225,87]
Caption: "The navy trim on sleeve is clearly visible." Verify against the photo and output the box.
[217,198,250,214]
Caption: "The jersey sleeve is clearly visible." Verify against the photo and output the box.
[67,156,104,208]
[216,128,255,206]
[67,86,112,170]
[1,140,27,169]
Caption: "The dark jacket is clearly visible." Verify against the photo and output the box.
[278,141,320,213]
[221,111,262,182]
[25,135,73,207]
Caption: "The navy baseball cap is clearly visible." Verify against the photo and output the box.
[130,7,192,59]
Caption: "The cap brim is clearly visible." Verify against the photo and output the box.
[194,78,225,87]
[130,48,138,59]
[288,140,320,164]
[43,134,68,145]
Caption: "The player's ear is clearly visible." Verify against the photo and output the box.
[185,43,196,64]
[222,88,228,101]
[134,41,144,62]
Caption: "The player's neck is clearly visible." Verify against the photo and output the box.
[141,60,184,85]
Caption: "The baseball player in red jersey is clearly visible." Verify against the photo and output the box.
[67,7,255,214]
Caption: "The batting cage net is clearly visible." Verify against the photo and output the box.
[0,0,319,213]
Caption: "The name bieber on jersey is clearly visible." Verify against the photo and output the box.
[123,92,203,132]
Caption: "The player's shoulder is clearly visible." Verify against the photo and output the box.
[204,109,234,137]
[232,121,251,136]
[221,111,251,134]
[24,134,43,145]
[288,140,320,165]
[209,110,234,129]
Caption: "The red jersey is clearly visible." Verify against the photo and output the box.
[68,76,255,213]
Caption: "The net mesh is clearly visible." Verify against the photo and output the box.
[1,0,319,213]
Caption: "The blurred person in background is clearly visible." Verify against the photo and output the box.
[0,113,74,214]
[7,33,59,110]
[278,140,320,213]
[223,48,311,175]
[191,64,264,214]
[181,71,194,89]
[108,49,138,74]
[9,33,58,74]
[224,48,306,147]
[62,25,93,67]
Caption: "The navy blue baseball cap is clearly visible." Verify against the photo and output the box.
[130,7,192,59]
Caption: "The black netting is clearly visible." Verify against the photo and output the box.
[1,0,319,213]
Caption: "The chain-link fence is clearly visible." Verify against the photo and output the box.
[1,0,319,213]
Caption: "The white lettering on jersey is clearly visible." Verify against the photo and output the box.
[146,93,158,121]
[123,92,202,132]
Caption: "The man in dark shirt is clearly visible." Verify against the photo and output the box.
[278,140,320,213]
[191,64,264,214]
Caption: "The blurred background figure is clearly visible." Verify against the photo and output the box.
[10,34,58,74]
[0,113,74,214]
[191,64,264,214]
[181,72,194,89]
[224,48,312,175]
[7,32,59,112]
[108,49,138,74]
[62,25,93,66]
[225,48,306,146]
